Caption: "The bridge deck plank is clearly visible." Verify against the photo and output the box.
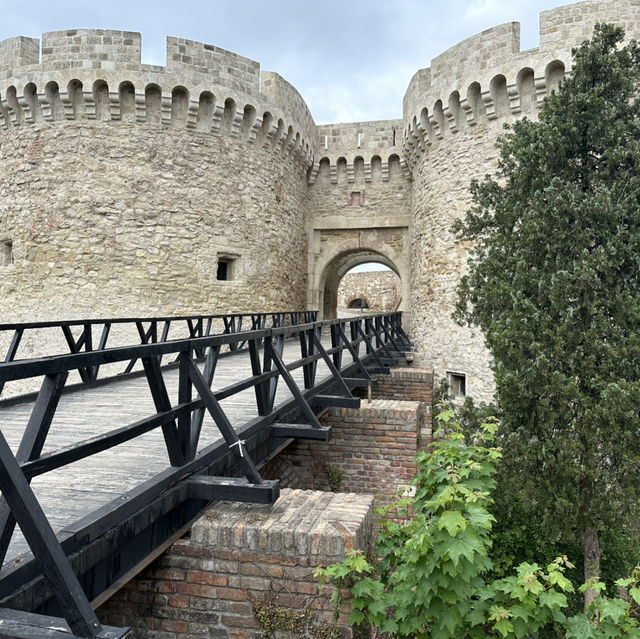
[0,339,335,563]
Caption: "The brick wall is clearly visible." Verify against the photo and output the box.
[98,370,434,637]
[262,399,423,511]
[99,489,374,639]
[356,367,433,442]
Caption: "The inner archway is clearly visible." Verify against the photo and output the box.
[337,263,401,317]
[318,249,403,320]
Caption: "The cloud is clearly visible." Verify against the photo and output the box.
[303,62,417,124]
[463,0,517,22]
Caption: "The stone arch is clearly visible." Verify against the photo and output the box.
[319,249,401,320]
[466,81,484,125]
[281,125,294,156]
[489,74,509,118]
[516,67,536,112]
[93,80,110,121]
[23,82,39,123]
[118,81,136,121]
[388,153,402,181]
[316,156,331,184]
[371,155,382,182]
[257,110,273,146]
[336,156,347,184]
[196,91,215,132]
[145,83,162,123]
[447,91,461,132]
[353,155,365,183]
[419,107,432,143]
[433,99,445,138]
[67,79,85,119]
[546,60,565,94]
[44,81,62,121]
[170,86,189,127]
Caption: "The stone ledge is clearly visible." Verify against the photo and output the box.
[387,367,433,381]
[329,398,421,420]
[190,489,374,562]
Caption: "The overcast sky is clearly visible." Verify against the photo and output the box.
[1,0,578,125]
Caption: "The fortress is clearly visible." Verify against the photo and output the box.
[1,0,638,400]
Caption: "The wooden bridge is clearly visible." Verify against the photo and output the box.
[0,311,411,638]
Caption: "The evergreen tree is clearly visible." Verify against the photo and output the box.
[454,24,640,604]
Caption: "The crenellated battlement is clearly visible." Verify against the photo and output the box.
[0,29,316,171]
[401,0,640,170]
[308,119,410,185]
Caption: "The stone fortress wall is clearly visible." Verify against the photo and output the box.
[0,0,635,399]
[401,0,640,399]
[337,270,401,313]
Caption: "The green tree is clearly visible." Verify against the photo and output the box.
[318,412,640,638]
[453,24,640,604]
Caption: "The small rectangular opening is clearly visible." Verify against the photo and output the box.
[447,371,466,398]
[0,240,13,266]
[350,191,363,206]
[217,260,228,281]
[216,253,238,281]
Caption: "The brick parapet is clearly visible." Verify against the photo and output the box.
[354,368,433,441]
[98,489,374,639]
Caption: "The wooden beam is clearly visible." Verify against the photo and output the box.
[187,476,280,504]
[344,378,379,389]
[270,423,332,441]
[0,609,130,638]
[0,430,104,638]
[312,395,360,409]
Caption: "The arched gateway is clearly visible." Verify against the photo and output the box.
[306,226,410,323]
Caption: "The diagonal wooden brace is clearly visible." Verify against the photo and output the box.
[0,430,105,638]
[186,357,262,484]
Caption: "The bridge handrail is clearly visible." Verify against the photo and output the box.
[0,310,320,397]
[0,310,318,331]
[0,313,403,383]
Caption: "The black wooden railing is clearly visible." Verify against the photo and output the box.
[0,312,410,639]
[0,311,318,398]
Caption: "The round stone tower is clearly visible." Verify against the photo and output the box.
[0,30,315,319]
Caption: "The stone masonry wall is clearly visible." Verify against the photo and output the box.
[0,122,308,321]
[337,270,401,312]
[2,2,638,404]
[0,30,313,373]
[98,489,375,639]
[409,124,501,402]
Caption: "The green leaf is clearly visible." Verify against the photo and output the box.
[597,596,628,623]
[447,530,484,566]
[438,510,467,537]
[539,589,568,610]
[565,613,597,639]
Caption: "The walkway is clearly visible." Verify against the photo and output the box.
[0,339,335,562]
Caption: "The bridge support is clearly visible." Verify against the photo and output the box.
[98,489,375,638]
